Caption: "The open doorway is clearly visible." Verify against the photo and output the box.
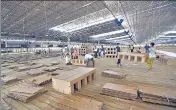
[74,82,78,91]
[92,73,94,80]
[81,79,84,87]
[87,76,90,83]
[130,56,135,61]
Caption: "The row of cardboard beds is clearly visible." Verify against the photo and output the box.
[1,61,105,110]
[2,68,176,110]
[1,63,63,84]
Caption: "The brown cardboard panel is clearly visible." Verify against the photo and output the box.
[142,98,176,107]
[138,86,176,102]
[1,76,19,84]
[102,83,138,100]
[102,70,126,79]
[27,74,52,86]
[10,85,44,94]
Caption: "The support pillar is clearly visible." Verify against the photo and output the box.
[78,59,81,64]
[128,55,131,61]
[77,81,81,90]
[117,54,120,59]
[83,78,87,86]
[92,73,96,80]
[122,55,125,60]
[71,85,74,94]
[141,57,145,63]
[134,56,137,62]
[88,75,92,82]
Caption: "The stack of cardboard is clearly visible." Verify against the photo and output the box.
[8,65,18,69]
[8,84,47,103]
[101,83,138,100]
[44,66,60,72]
[102,71,126,79]
[17,64,44,72]
[1,64,10,67]
[138,87,176,107]
[1,76,20,84]
[50,61,60,66]
[30,64,44,69]
[26,68,46,76]
[16,65,31,71]
[27,74,52,86]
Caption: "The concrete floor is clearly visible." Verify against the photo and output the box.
[1,55,176,110]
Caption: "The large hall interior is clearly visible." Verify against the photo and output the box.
[1,1,176,110]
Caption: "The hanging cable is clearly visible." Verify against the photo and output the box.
[119,1,136,44]
[103,1,136,44]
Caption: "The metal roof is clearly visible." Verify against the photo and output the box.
[1,1,176,44]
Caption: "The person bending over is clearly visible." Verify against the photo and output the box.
[85,53,95,67]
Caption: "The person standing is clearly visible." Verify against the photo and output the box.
[116,44,121,66]
[130,45,134,52]
[71,46,74,58]
[93,46,98,58]
[128,45,131,52]
[147,42,156,70]
[73,47,78,59]
[116,44,120,53]
[144,44,150,53]
[136,47,141,53]
[85,53,95,67]
[100,45,105,57]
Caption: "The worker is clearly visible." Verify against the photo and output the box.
[65,55,72,65]
[116,44,120,53]
[71,46,74,57]
[72,47,78,59]
[85,53,95,67]
[100,45,105,57]
[146,42,156,70]
[97,48,100,58]
[128,45,131,52]
[116,44,121,66]
[130,45,134,52]
[144,44,150,53]
[136,47,141,53]
[93,46,98,58]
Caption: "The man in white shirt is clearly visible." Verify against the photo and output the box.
[85,53,95,67]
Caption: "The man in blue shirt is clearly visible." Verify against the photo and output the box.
[116,44,120,53]
[144,44,150,53]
